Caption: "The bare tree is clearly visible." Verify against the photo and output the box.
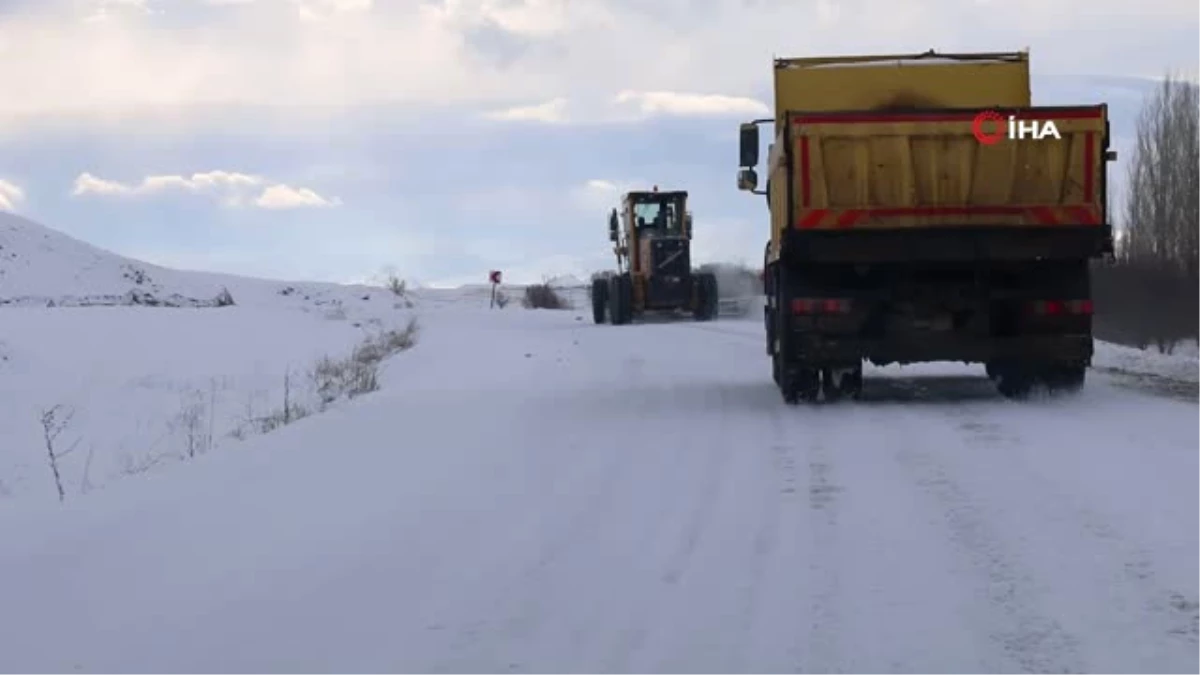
[1094,72,1199,350]
[39,405,80,502]
[1123,72,1200,277]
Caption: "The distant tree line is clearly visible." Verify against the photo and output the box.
[1092,73,1199,352]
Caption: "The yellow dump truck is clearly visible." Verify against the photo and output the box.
[736,50,1116,403]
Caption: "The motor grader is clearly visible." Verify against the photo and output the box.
[592,187,719,325]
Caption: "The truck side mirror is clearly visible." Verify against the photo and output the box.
[739,122,759,168]
[737,168,758,192]
[608,209,619,241]
[684,213,693,239]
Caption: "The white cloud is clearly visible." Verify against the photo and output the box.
[0,179,25,211]
[0,0,1194,132]
[612,90,770,118]
[483,98,569,123]
[254,184,340,209]
[583,179,619,192]
[71,170,338,209]
[295,0,374,22]
[569,178,640,210]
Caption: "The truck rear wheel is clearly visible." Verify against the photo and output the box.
[1044,364,1086,394]
[780,366,820,404]
[591,277,608,324]
[993,363,1036,399]
[822,365,864,402]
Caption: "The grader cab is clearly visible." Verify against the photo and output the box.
[592,187,719,325]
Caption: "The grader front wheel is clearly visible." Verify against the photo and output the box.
[591,277,608,324]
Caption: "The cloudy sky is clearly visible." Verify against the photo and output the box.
[0,0,1196,286]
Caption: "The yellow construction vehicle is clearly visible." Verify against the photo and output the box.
[592,186,719,324]
[736,50,1116,403]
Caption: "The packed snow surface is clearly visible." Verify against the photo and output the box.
[0,214,1197,673]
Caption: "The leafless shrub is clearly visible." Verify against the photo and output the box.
[169,388,210,460]
[79,443,97,495]
[310,317,419,407]
[386,274,407,297]
[228,388,268,441]
[39,404,80,502]
[118,450,168,476]
[214,287,236,307]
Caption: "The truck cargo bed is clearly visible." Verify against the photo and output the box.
[779,105,1112,261]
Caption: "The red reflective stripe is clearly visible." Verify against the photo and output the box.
[1083,132,1095,202]
[1029,206,1059,225]
[835,210,863,228]
[791,107,1104,125]
[854,206,1028,217]
[799,136,811,207]
[797,209,827,229]
[1066,205,1098,224]
[794,205,1103,229]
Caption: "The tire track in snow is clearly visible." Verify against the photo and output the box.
[607,382,781,673]
[698,385,785,673]
[656,408,730,589]
[431,416,636,673]
[801,421,845,674]
[440,370,745,672]
[599,384,740,673]
[761,405,849,673]
[891,405,1088,674]
[938,402,1199,671]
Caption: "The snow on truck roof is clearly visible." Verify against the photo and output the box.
[779,52,1027,69]
[797,57,1021,69]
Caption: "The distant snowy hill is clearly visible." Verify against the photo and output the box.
[0,212,401,311]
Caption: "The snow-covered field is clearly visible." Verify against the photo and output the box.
[0,213,423,503]
[0,214,1196,673]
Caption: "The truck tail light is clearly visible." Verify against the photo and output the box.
[1029,299,1093,315]
[791,297,851,314]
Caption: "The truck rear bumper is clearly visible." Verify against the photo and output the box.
[781,226,1112,263]
[790,333,1094,366]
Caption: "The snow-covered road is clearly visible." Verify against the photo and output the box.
[2,303,1196,673]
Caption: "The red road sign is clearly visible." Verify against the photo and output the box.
[489,270,502,284]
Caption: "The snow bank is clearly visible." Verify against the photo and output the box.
[1094,340,1199,382]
